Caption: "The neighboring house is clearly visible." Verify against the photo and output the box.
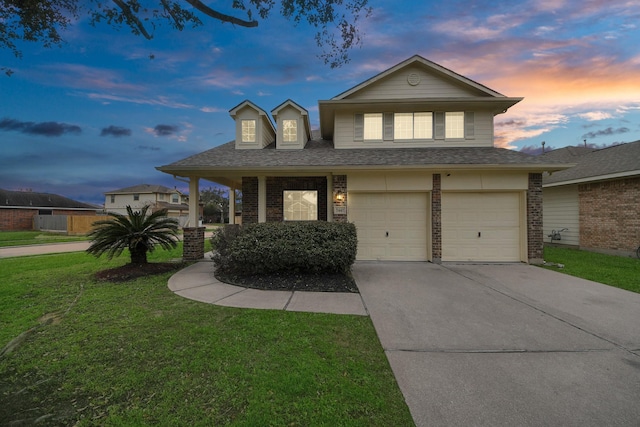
[158,55,570,262]
[0,188,98,231]
[542,141,640,256]
[104,184,193,225]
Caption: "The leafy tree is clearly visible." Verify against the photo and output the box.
[1,0,371,75]
[200,186,227,220]
[87,205,179,265]
[200,186,242,223]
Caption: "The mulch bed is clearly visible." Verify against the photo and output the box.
[215,270,359,293]
[95,262,188,283]
[95,261,359,293]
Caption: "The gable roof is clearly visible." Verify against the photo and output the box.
[229,99,276,133]
[105,184,182,195]
[543,140,640,186]
[333,55,506,100]
[157,140,572,187]
[318,55,522,140]
[271,99,312,141]
[0,188,96,210]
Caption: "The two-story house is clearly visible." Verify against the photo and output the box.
[104,184,191,225]
[158,55,569,262]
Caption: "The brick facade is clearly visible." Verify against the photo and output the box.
[527,173,544,264]
[266,177,328,221]
[242,176,332,224]
[183,226,205,261]
[431,173,442,263]
[241,177,259,224]
[579,176,640,254]
[332,175,348,222]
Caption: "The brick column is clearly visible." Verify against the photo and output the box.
[431,174,442,263]
[183,226,205,261]
[332,175,348,222]
[527,173,544,264]
[242,177,258,224]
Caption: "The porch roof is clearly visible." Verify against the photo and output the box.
[157,140,572,186]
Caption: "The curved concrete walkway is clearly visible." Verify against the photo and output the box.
[168,259,368,316]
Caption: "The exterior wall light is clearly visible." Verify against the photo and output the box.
[334,190,345,202]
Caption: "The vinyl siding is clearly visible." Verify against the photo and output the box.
[345,65,484,100]
[334,110,494,148]
[542,185,579,246]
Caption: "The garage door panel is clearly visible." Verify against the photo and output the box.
[442,192,521,262]
[349,193,428,261]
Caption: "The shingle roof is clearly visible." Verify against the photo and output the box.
[539,146,596,162]
[0,188,96,210]
[158,140,570,172]
[543,140,640,185]
[105,184,180,195]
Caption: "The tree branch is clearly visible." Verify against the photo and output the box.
[160,0,184,30]
[184,0,258,27]
[112,0,153,39]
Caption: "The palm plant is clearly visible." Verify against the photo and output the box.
[87,205,179,265]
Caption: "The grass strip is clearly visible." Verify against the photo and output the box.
[0,246,414,426]
[543,246,640,293]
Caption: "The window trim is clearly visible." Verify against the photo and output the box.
[241,119,256,143]
[282,119,297,143]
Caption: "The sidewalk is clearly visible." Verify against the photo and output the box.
[0,241,91,258]
[168,260,368,316]
[0,243,368,316]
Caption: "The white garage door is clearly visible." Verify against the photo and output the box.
[349,193,428,261]
[442,192,521,262]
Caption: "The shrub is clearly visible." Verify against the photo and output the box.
[211,222,357,275]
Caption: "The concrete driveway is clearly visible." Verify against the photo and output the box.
[353,262,640,427]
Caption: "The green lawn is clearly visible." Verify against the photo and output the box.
[543,246,640,293]
[0,231,89,247]
[0,245,414,426]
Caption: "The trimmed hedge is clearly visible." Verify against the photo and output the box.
[211,222,357,275]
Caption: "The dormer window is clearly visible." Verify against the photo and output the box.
[241,120,256,142]
[283,119,297,142]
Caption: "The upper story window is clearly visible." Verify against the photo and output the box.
[363,113,383,140]
[445,112,464,139]
[110,195,115,203]
[356,111,472,142]
[284,190,318,221]
[159,193,165,200]
[283,119,297,142]
[394,112,433,140]
[172,194,179,203]
[241,120,256,142]
[133,194,140,201]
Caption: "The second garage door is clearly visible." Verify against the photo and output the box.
[442,192,522,262]
[349,193,428,261]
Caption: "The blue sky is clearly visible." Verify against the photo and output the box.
[1,0,639,205]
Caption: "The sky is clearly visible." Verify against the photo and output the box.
[1,0,639,205]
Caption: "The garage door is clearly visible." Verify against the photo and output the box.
[442,192,521,262]
[349,193,428,261]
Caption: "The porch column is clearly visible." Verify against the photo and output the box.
[183,177,204,261]
[258,176,266,223]
[228,187,235,225]
[188,178,199,227]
